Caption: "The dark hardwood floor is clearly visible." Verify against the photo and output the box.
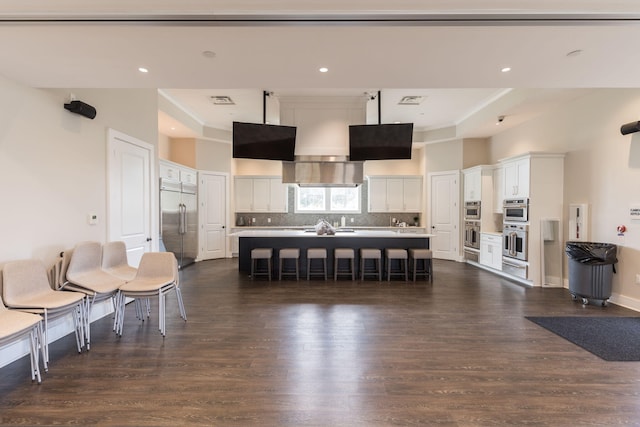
[2,258,640,426]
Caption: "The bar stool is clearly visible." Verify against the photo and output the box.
[385,248,408,281]
[279,248,300,280]
[307,248,327,280]
[250,248,273,280]
[360,248,382,281]
[409,248,433,282]
[334,248,355,281]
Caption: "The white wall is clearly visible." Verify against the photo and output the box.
[0,79,158,266]
[0,75,158,367]
[196,139,232,173]
[363,147,422,176]
[488,89,640,309]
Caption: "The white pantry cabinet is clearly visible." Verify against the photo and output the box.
[368,176,422,212]
[234,176,288,213]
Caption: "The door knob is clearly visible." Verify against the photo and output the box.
[146,237,152,242]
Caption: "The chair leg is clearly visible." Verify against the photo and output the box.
[42,310,49,364]
[36,322,47,373]
[176,287,187,321]
[29,328,41,384]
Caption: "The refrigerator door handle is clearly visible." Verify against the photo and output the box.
[179,203,186,235]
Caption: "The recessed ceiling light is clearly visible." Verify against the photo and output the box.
[501,67,511,73]
[319,67,329,73]
[138,67,149,73]
[202,50,216,59]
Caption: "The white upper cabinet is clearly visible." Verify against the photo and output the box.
[251,178,271,212]
[368,177,389,212]
[502,157,530,199]
[160,160,197,184]
[368,176,422,212]
[179,169,197,185]
[234,177,254,212]
[402,177,422,211]
[269,178,289,213]
[160,160,197,182]
[463,169,482,202]
[234,176,288,213]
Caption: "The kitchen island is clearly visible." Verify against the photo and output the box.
[234,229,433,277]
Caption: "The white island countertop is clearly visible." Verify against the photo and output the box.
[232,229,434,238]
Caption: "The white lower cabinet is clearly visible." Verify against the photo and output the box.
[480,233,502,271]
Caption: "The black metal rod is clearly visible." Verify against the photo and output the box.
[263,90,268,124]
[377,90,381,124]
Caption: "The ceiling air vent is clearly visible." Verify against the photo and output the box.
[398,96,425,105]
[210,95,235,105]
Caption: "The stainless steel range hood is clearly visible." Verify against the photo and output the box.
[282,156,363,187]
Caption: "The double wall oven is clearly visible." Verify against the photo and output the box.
[502,199,529,279]
[502,223,528,261]
[463,201,481,262]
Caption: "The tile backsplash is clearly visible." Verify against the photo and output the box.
[235,182,421,227]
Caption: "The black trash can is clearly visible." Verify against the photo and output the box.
[565,242,618,306]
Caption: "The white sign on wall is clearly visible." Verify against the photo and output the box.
[630,204,640,222]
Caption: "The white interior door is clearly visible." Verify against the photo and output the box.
[199,172,228,260]
[107,129,155,267]
[429,171,460,261]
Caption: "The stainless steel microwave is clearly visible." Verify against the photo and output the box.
[503,198,529,222]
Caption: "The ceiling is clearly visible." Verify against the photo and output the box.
[2,1,640,141]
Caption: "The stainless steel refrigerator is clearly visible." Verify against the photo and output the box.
[159,178,198,269]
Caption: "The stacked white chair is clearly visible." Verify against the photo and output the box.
[61,241,126,349]
[114,252,187,337]
[2,259,85,366]
[0,298,43,383]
